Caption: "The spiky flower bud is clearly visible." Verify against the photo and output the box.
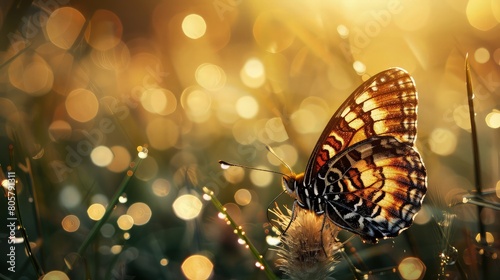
[271,206,343,280]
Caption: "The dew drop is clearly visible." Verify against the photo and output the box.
[440,246,458,265]
[220,162,230,170]
[217,212,226,219]
[138,146,149,159]
[266,235,281,246]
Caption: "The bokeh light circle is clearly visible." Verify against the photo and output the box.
[41,271,69,280]
[236,95,259,119]
[47,7,86,50]
[181,254,213,280]
[100,223,115,238]
[141,88,168,114]
[59,186,81,208]
[90,146,114,167]
[223,167,245,184]
[172,194,203,220]
[48,120,72,142]
[182,14,207,39]
[152,178,171,197]
[181,87,212,122]
[234,189,252,206]
[117,214,134,231]
[9,54,53,96]
[65,88,99,123]
[134,156,158,181]
[429,128,457,156]
[88,203,106,221]
[486,110,500,128]
[160,258,169,266]
[195,63,226,90]
[475,231,495,245]
[413,205,432,225]
[250,166,273,187]
[466,0,499,31]
[106,146,131,173]
[353,61,366,74]
[127,202,152,226]
[240,58,266,88]
[398,257,426,280]
[337,24,349,38]
[494,48,500,65]
[61,215,80,233]
[474,47,490,63]
[85,9,123,51]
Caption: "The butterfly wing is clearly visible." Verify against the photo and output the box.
[304,68,418,185]
[319,136,427,243]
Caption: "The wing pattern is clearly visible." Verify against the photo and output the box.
[304,68,418,185]
[318,136,426,243]
[286,68,427,243]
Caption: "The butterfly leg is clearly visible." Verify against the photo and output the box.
[319,213,329,258]
[281,200,299,236]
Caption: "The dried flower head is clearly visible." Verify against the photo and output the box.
[271,205,343,280]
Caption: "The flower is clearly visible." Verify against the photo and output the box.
[271,205,343,280]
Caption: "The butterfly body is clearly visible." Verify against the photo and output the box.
[283,68,427,243]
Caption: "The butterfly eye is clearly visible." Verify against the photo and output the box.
[282,177,295,193]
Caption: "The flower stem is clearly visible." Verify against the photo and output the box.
[64,155,143,272]
[9,144,44,277]
[203,187,278,280]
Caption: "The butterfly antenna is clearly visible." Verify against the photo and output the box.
[265,145,294,175]
[266,191,287,230]
[218,160,289,177]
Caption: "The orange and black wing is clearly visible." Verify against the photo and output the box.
[303,68,418,185]
[319,136,427,243]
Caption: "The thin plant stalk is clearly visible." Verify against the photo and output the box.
[64,154,144,272]
[202,187,278,280]
[465,55,488,278]
[17,157,45,267]
[8,145,44,277]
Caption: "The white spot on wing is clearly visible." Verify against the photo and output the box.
[341,107,350,117]
[362,99,377,112]
[322,144,336,158]
[345,111,357,123]
[349,118,365,130]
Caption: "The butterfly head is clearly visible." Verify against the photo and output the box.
[282,172,304,202]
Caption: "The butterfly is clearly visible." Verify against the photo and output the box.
[282,68,427,244]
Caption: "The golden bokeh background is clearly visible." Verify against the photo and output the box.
[0,0,498,279]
